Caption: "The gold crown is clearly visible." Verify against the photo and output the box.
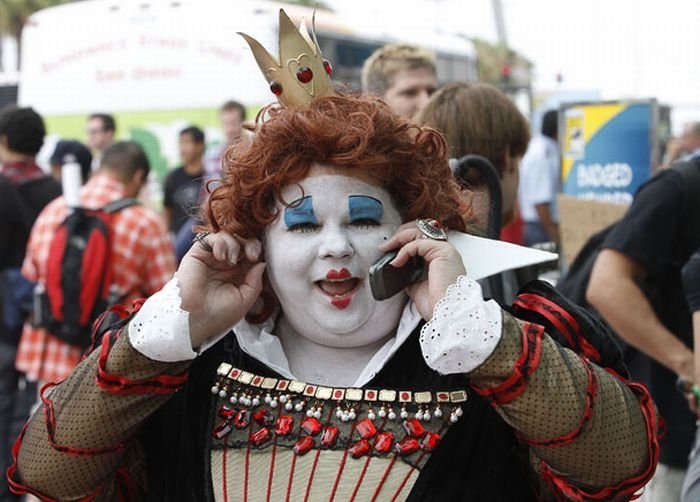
[239,9,336,108]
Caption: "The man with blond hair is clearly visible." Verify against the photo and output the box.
[361,43,437,118]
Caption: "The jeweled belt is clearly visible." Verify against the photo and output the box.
[210,363,468,464]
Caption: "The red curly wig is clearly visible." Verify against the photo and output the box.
[205,93,466,321]
[206,93,465,237]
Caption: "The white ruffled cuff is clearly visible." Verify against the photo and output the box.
[128,276,228,362]
[419,275,502,374]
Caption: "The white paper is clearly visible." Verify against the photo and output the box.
[448,231,558,281]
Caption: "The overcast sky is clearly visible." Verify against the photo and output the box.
[327,0,700,125]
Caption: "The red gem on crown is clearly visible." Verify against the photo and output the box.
[323,60,332,75]
[270,81,283,96]
[296,67,313,83]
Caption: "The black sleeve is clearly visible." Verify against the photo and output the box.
[602,171,685,279]
[682,250,700,312]
[0,180,31,270]
[163,170,177,209]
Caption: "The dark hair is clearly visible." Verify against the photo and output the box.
[220,100,247,121]
[50,140,93,181]
[206,93,465,321]
[541,109,558,140]
[416,82,530,177]
[88,113,116,133]
[180,126,205,144]
[100,141,150,179]
[0,105,46,155]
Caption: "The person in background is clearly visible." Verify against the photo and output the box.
[175,102,249,263]
[681,249,700,501]
[204,100,247,181]
[679,122,700,161]
[415,82,529,233]
[164,126,206,235]
[416,82,531,304]
[361,43,438,119]
[15,142,175,387]
[518,110,561,246]
[85,113,116,172]
[588,159,699,501]
[48,140,93,184]
[661,122,700,170]
[0,105,61,502]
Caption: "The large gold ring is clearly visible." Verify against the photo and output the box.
[416,219,448,241]
[193,231,213,252]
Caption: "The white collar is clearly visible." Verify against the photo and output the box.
[232,301,422,388]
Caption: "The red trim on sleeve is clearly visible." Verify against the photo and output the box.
[539,379,661,501]
[471,321,545,405]
[520,358,598,448]
[39,382,126,456]
[115,464,137,501]
[95,330,189,395]
[513,293,602,363]
[7,420,104,501]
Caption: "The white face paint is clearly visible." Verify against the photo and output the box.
[264,165,407,349]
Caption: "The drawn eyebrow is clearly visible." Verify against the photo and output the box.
[284,195,317,228]
[348,195,383,221]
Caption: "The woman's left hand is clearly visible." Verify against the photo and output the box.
[379,221,466,320]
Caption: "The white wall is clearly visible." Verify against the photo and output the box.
[0,35,18,73]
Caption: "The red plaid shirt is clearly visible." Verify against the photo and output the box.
[17,173,176,382]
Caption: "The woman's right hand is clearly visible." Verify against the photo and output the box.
[177,231,266,349]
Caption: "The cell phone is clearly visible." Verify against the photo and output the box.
[369,250,427,301]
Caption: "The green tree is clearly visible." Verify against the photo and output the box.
[0,0,77,69]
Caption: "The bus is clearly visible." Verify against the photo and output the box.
[0,72,18,108]
[19,0,478,180]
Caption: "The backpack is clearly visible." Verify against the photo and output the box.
[557,158,700,353]
[33,198,139,347]
[1,176,61,343]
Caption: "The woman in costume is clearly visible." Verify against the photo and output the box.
[11,11,658,501]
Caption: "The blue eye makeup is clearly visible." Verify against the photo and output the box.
[284,195,318,230]
[348,195,383,224]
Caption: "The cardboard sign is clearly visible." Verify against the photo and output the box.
[557,195,628,265]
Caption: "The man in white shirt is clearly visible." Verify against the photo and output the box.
[518,110,560,246]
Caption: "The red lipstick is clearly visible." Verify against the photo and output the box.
[326,268,352,280]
